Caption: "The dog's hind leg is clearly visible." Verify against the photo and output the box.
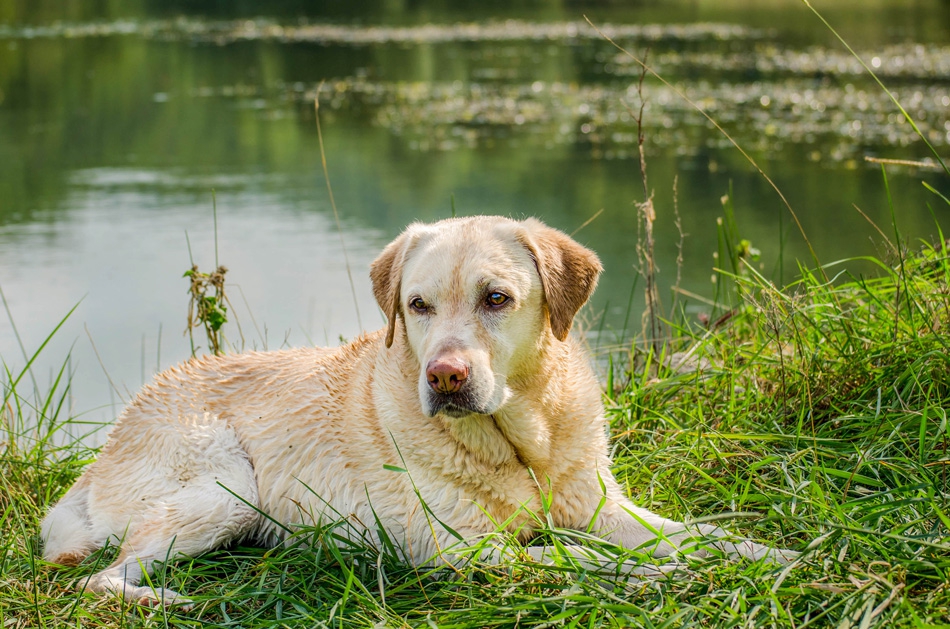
[42,477,99,567]
[67,414,262,608]
[84,475,261,609]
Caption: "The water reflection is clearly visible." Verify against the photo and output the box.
[0,1,948,439]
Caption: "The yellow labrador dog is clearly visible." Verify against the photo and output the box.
[42,216,795,607]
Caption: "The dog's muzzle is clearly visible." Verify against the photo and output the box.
[422,356,494,417]
[425,390,492,418]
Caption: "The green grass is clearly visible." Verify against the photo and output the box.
[3,210,950,627]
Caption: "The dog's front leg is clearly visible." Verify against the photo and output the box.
[517,544,684,579]
[588,479,798,564]
[439,532,683,581]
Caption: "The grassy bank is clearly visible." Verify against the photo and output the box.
[2,207,949,627]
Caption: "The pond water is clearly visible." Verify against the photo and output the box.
[1,0,949,440]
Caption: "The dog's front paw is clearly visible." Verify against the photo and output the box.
[739,540,800,565]
[619,559,690,581]
[766,546,800,565]
[132,586,193,611]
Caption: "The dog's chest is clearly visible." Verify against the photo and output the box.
[407,418,545,523]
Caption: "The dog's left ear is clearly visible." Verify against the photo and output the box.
[370,228,418,348]
[517,218,603,341]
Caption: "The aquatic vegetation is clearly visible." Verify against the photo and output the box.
[0,18,762,44]
[284,77,950,161]
[612,42,950,81]
[2,16,948,165]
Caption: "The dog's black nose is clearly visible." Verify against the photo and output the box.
[426,357,469,394]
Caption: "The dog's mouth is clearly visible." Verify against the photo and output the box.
[425,390,491,418]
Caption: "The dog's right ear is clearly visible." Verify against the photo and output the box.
[370,229,417,348]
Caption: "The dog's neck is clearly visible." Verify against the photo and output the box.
[448,335,566,474]
[441,414,520,468]
[488,337,567,474]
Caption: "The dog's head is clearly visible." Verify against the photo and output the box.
[370,216,601,418]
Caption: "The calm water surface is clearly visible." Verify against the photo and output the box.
[1,0,949,440]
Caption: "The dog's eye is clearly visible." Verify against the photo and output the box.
[409,297,428,312]
[486,292,509,308]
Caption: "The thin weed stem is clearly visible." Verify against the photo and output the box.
[315,89,363,332]
[802,0,950,179]
[585,15,824,283]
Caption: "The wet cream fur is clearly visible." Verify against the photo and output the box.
[41,216,796,608]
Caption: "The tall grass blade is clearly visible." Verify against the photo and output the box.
[801,0,950,179]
